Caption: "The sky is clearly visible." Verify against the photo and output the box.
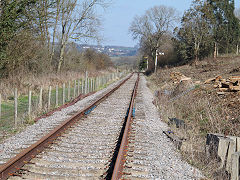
[100,0,240,47]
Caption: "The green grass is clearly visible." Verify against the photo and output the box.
[0,74,123,140]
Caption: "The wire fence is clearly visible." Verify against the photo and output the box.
[0,71,128,130]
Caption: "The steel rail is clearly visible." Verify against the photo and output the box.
[111,73,139,180]
[0,73,133,180]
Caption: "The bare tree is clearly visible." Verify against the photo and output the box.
[235,8,240,20]
[50,0,61,62]
[129,5,179,67]
[0,0,2,16]
[56,0,107,73]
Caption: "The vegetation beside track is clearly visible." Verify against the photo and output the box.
[147,56,240,179]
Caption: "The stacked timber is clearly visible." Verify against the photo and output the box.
[204,76,240,93]
[170,72,191,83]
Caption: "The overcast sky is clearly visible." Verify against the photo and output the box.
[99,0,240,47]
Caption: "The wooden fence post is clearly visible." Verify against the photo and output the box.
[0,93,1,119]
[103,75,105,85]
[95,77,98,91]
[68,81,70,101]
[77,79,80,95]
[56,85,58,107]
[39,87,43,110]
[48,86,51,110]
[85,71,88,94]
[81,79,84,94]
[88,78,90,93]
[28,90,32,116]
[62,83,65,104]
[92,78,94,92]
[100,76,102,88]
[93,78,96,91]
[14,88,18,127]
[73,80,76,98]
[90,78,92,92]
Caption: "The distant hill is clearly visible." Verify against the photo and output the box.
[76,44,138,57]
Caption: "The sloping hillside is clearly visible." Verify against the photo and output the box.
[147,56,240,179]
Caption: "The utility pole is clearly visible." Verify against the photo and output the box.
[155,50,164,73]
[154,49,158,73]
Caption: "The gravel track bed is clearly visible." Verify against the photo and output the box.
[0,74,131,165]
[122,74,204,180]
[8,75,138,179]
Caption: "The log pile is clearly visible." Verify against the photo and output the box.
[204,76,240,93]
[170,72,191,83]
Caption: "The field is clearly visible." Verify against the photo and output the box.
[111,56,138,69]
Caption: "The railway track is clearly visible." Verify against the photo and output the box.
[0,73,204,180]
[0,73,140,179]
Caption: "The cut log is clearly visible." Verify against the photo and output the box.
[220,79,227,83]
[229,85,240,91]
[215,76,222,81]
[163,130,182,150]
[219,88,229,92]
[230,76,240,80]
[204,76,222,84]
[229,76,240,84]
[217,92,226,95]
[180,77,191,81]
[204,78,216,84]
[221,82,232,88]
[214,81,222,88]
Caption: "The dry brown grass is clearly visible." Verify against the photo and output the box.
[0,69,115,99]
[147,56,240,179]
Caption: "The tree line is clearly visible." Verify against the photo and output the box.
[130,0,240,71]
[0,0,112,78]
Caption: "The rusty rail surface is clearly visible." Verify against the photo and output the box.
[111,73,139,180]
[0,74,133,180]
